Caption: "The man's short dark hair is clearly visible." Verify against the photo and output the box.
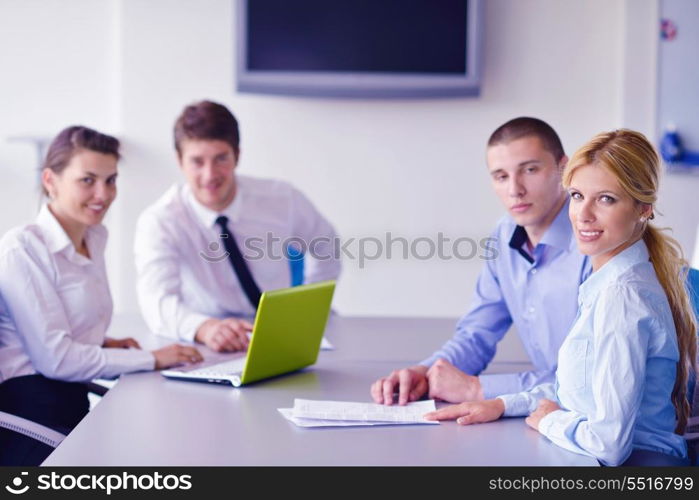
[174,100,240,156]
[488,117,565,161]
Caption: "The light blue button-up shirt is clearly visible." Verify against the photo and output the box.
[421,200,591,398]
[498,239,687,466]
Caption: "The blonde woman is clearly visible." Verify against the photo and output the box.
[426,129,696,466]
[0,126,203,465]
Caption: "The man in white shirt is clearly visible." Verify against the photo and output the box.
[135,100,341,352]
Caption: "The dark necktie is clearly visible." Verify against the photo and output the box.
[215,215,262,308]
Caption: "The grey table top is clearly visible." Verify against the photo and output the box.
[44,315,597,466]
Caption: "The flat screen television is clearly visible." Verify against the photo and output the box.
[236,0,483,98]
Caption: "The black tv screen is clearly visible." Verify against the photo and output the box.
[236,0,482,98]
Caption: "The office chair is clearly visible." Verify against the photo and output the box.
[0,401,68,466]
[0,410,66,447]
[685,267,699,465]
[0,381,110,464]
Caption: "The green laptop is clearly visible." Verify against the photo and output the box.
[161,280,336,387]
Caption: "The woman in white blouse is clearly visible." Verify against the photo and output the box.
[0,126,202,465]
[425,130,696,466]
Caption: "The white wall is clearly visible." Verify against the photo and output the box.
[0,0,118,233]
[620,0,699,262]
[111,0,626,317]
[2,0,697,320]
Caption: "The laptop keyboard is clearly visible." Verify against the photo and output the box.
[187,357,247,377]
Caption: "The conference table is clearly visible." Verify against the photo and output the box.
[44,315,597,466]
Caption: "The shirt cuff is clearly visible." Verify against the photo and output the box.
[178,313,210,343]
[102,348,156,379]
[479,372,523,399]
[496,392,534,417]
[537,409,562,437]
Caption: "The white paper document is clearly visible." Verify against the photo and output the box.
[279,399,439,428]
[277,408,380,427]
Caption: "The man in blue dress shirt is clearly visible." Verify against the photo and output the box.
[371,117,591,405]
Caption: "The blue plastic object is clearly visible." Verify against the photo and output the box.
[686,268,699,406]
[287,244,304,287]
[660,129,699,166]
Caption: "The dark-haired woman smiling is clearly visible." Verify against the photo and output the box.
[0,126,202,465]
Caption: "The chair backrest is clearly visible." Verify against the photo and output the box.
[287,244,304,287]
[686,268,699,412]
[689,267,699,320]
[0,410,66,448]
[685,268,699,465]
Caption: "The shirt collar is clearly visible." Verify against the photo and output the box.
[508,198,574,262]
[35,204,106,262]
[508,226,533,264]
[578,238,649,305]
[185,183,243,230]
[36,204,75,254]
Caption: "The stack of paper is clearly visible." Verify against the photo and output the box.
[278,398,439,428]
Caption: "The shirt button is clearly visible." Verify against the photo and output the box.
[531,268,537,274]
[528,307,535,314]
